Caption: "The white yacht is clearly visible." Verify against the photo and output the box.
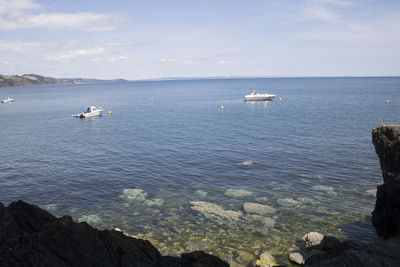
[1,97,14,103]
[73,106,104,118]
[244,90,276,101]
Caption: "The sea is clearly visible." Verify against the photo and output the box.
[1,77,399,265]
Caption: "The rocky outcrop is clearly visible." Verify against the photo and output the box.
[0,200,229,267]
[372,125,400,238]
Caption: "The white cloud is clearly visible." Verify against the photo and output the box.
[0,40,55,52]
[293,13,400,45]
[314,0,353,6]
[304,5,341,22]
[0,0,42,17]
[106,56,127,62]
[217,60,233,65]
[160,57,198,65]
[45,47,105,62]
[0,0,124,31]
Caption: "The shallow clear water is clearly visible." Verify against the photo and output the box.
[1,77,399,265]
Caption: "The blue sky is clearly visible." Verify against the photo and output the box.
[1,0,399,79]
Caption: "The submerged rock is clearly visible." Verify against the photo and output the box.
[196,190,208,197]
[243,202,276,215]
[120,188,164,207]
[257,252,278,267]
[190,201,243,222]
[120,188,148,202]
[311,185,337,196]
[0,200,229,267]
[277,198,300,207]
[238,161,255,166]
[245,214,276,228]
[225,189,253,198]
[78,214,102,224]
[366,189,377,197]
[372,125,400,238]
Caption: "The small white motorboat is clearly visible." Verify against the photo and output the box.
[244,90,276,101]
[73,106,104,118]
[1,97,14,103]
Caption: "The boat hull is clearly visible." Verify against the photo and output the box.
[73,110,103,118]
[82,110,103,118]
[244,95,276,101]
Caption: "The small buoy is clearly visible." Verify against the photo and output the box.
[33,99,37,103]
[279,97,282,101]
[150,98,153,102]
[108,111,112,115]
[220,105,224,110]
[385,99,390,103]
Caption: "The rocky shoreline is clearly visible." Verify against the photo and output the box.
[0,200,228,266]
[1,125,399,266]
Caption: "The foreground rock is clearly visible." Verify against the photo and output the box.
[372,125,400,238]
[0,200,229,267]
[289,252,305,265]
[306,237,400,266]
[289,231,400,266]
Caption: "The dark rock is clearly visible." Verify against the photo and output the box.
[319,236,340,252]
[372,182,400,238]
[160,251,229,267]
[306,238,400,267]
[372,125,400,183]
[372,125,400,238]
[0,200,229,267]
[304,250,329,266]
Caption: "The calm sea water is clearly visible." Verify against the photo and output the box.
[1,77,399,265]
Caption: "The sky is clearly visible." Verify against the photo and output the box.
[0,0,399,79]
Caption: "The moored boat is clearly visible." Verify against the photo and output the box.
[244,90,276,101]
[73,106,104,118]
[1,97,14,103]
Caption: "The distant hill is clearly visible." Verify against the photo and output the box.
[0,74,127,87]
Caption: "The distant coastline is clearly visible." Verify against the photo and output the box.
[0,74,127,88]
